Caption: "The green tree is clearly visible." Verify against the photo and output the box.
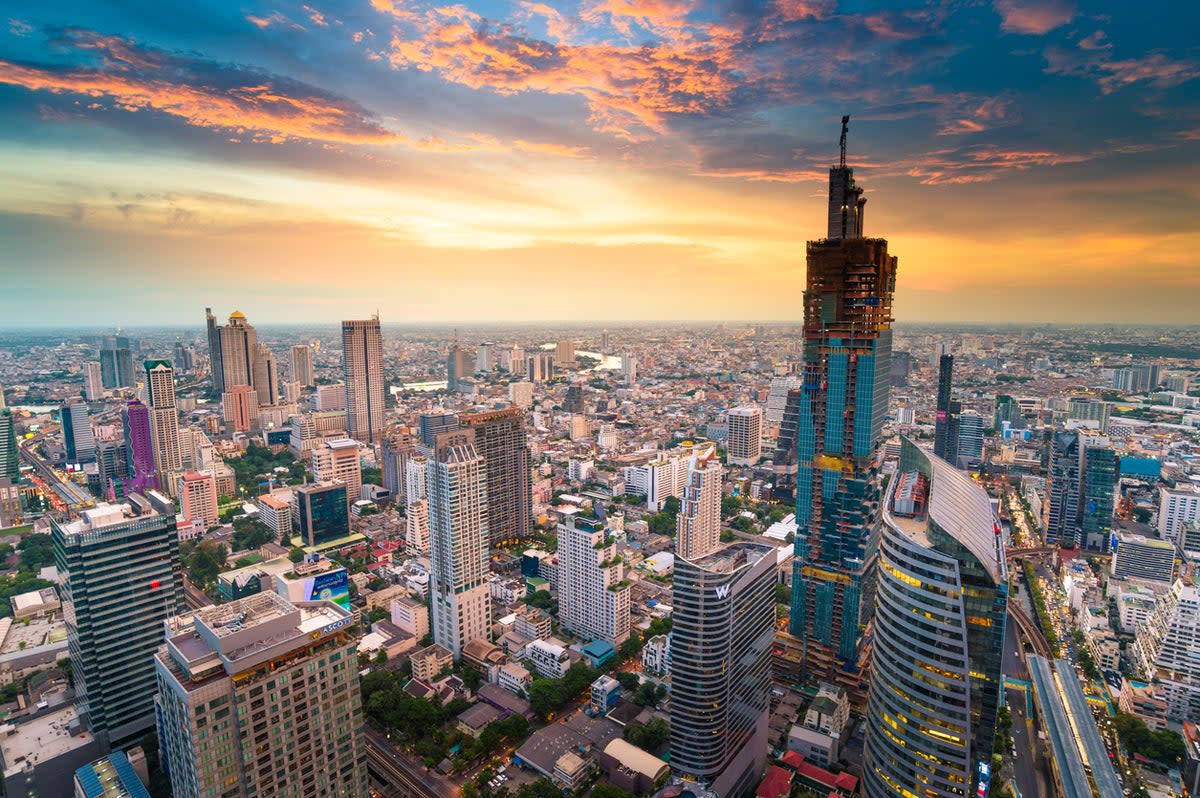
[231,516,274,551]
[17,535,55,572]
[615,672,640,691]
[529,680,564,720]
[624,717,669,751]
[591,785,637,798]
[288,547,307,563]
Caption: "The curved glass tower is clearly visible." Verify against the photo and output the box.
[863,438,1007,798]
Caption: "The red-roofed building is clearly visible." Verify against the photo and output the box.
[778,753,857,797]
[756,766,793,798]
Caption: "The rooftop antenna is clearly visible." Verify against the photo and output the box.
[839,115,851,238]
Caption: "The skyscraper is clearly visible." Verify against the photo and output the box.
[405,452,430,555]
[53,501,182,744]
[1047,431,1116,552]
[676,450,722,561]
[177,471,219,529]
[669,542,776,797]
[205,307,225,395]
[221,384,259,433]
[61,397,96,465]
[341,317,385,446]
[785,120,897,687]
[294,482,350,546]
[252,343,278,406]
[933,354,960,464]
[99,339,134,389]
[155,593,366,798]
[1045,430,1081,547]
[219,311,257,391]
[290,343,314,386]
[419,412,459,448]
[1,407,20,482]
[956,410,986,466]
[458,406,532,546]
[428,429,490,660]
[447,340,472,390]
[83,361,104,401]
[121,401,155,493]
[144,360,182,494]
[557,511,630,646]
[312,438,362,508]
[725,405,762,466]
[863,439,1007,798]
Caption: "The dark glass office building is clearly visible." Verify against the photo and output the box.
[295,482,349,546]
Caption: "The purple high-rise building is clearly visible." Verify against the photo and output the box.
[122,399,157,494]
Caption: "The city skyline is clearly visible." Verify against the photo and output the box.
[1,2,1198,326]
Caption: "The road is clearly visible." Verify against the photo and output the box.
[1003,614,1051,798]
[364,727,459,798]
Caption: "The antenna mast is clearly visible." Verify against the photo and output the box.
[839,115,849,168]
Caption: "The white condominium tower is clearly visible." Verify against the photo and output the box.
[726,405,762,466]
[341,317,385,446]
[144,359,182,495]
[558,509,631,646]
[676,450,722,561]
[428,429,490,660]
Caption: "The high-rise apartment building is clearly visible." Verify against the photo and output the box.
[177,471,219,529]
[61,398,96,465]
[428,429,490,660]
[458,407,532,546]
[508,381,534,409]
[1066,396,1110,430]
[99,339,134,389]
[290,343,314,387]
[764,375,800,427]
[155,592,366,798]
[447,341,473,390]
[527,351,553,383]
[1133,580,1200,722]
[312,438,362,508]
[725,405,762,466]
[342,317,385,446]
[53,502,182,744]
[251,344,278,406]
[555,340,575,367]
[381,428,414,500]
[205,307,225,395]
[83,361,104,401]
[621,352,637,385]
[221,384,259,434]
[0,408,16,482]
[1159,486,1200,543]
[405,453,429,554]
[670,542,776,797]
[144,360,182,495]
[784,121,897,686]
[863,439,1007,798]
[956,410,985,466]
[219,311,257,391]
[676,450,722,561]
[933,354,960,464]
[557,511,630,646]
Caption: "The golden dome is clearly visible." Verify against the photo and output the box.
[229,310,247,320]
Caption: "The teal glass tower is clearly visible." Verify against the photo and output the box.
[785,120,898,689]
[53,502,182,745]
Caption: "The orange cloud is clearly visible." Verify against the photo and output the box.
[994,0,1074,35]
[0,33,397,145]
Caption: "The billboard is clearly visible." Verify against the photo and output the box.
[305,569,351,611]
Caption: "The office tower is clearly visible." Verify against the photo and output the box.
[222,384,259,433]
[1159,485,1200,543]
[765,375,800,427]
[418,412,457,449]
[1112,533,1175,583]
[863,439,1007,798]
[527,351,553,383]
[447,340,472,390]
[508,381,534,409]
[342,317,385,446]
[205,307,225,395]
[1133,581,1200,722]
[564,383,584,414]
[53,502,182,744]
[956,410,985,466]
[785,121,897,686]
[557,511,630,646]
[155,592,366,798]
[670,542,776,797]
[622,352,637,385]
[251,344,278,406]
[725,406,762,466]
[100,338,135,389]
[290,343,314,386]
[0,408,15,482]
[381,428,413,500]
[933,354,959,462]
[177,471,218,529]
[458,406,532,546]
[120,400,155,494]
[676,450,722,560]
[1045,431,1081,547]
[172,340,194,373]
[314,382,346,411]
[312,438,362,507]
[83,361,104,401]
[94,440,126,500]
[294,482,350,546]
[218,310,257,391]
[428,429,490,660]
[144,360,182,494]
[993,394,1021,430]
[555,339,575,367]
[475,342,493,373]
[889,350,912,387]
[1081,443,1117,551]
[61,398,96,465]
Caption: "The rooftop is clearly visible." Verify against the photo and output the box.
[0,705,94,776]
[689,541,775,573]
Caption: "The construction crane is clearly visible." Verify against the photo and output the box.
[839,114,849,168]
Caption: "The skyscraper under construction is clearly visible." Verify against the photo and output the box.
[779,118,898,692]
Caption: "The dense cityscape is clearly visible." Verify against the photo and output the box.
[0,114,1196,798]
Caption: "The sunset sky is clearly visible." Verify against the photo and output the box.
[0,0,1197,327]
